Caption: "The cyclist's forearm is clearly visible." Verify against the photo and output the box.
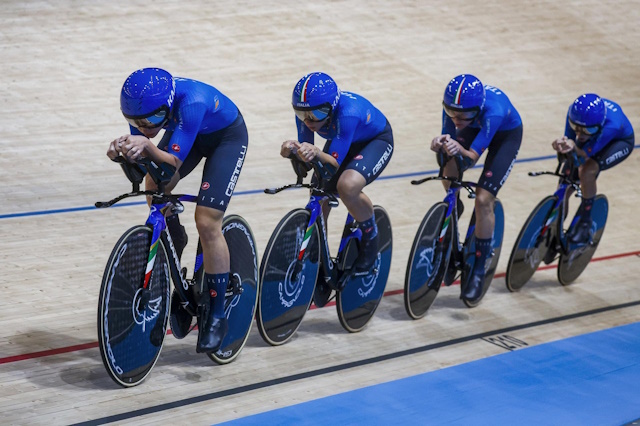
[315,150,339,169]
[461,147,480,163]
[143,141,182,169]
[574,146,588,159]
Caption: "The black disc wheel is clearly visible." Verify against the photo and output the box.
[200,215,259,364]
[403,202,452,319]
[558,194,608,285]
[337,205,392,332]
[97,225,171,387]
[505,196,556,292]
[257,209,320,346]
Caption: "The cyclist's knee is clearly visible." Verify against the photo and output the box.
[579,160,599,180]
[475,190,495,216]
[336,171,365,201]
[443,160,458,178]
[145,174,158,190]
[195,206,224,239]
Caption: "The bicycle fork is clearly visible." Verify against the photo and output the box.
[145,204,199,317]
[293,198,362,292]
[291,198,340,289]
[442,187,463,277]
[537,185,570,256]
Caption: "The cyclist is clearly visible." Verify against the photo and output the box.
[552,93,634,243]
[431,74,522,302]
[107,68,249,353]
[280,72,394,296]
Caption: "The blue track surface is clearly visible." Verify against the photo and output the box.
[220,322,640,425]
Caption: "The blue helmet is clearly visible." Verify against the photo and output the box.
[568,93,606,135]
[120,68,176,129]
[291,72,340,122]
[442,74,485,119]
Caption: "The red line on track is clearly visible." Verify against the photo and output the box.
[2,250,639,365]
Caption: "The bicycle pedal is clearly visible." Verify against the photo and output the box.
[225,288,243,298]
[226,275,243,297]
[352,268,377,278]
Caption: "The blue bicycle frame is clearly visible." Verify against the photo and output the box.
[138,194,201,316]
[536,183,569,248]
[298,193,362,289]
[532,153,585,250]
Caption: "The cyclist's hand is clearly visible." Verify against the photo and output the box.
[121,135,149,162]
[281,140,301,158]
[297,142,318,163]
[431,135,448,153]
[443,136,463,156]
[552,136,575,154]
[107,135,128,160]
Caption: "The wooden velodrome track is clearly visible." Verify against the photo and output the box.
[1,0,639,424]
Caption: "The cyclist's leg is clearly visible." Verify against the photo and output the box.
[337,172,372,221]
[467,188,495,285]
[193,114,249,353]
[585,134,635,197]
[195,206,230,352]
[472,125,521,238]
[337,124,394,272]
[464,125,521,301]
[570,135,633,243]
[568,159,598,243]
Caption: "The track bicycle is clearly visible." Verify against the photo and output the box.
[257,157,392,345]
[505,153,608,289]
[404,153,505,319]
[96,156,258,387]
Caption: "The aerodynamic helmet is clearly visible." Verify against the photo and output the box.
[291,72,340,122]
[442,74,485,121]
[568,93,606,136]
[120,68,176,129]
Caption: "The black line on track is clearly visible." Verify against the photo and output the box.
[72,299,640,425]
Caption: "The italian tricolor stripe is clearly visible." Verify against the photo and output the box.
[439,216,451,242]
[297,225,314,260]
[541,208,559,236]
[143,239,159,288]
[300,75,313,103]
[454,77,466,105]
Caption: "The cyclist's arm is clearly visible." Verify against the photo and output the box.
[116,134,181,170]
[294,117,340,168]
[281,118,315,158]
[456,140,480,162]
[573,144,589,159]
[324,115,359,167]
[440,113,480,162]
[141,137,184,169]
[468,114,503,159]
[310,144,339,168]
[586,128,617,158]
[441,111,457,136]
[296,117,315,144]
[560,116,584,157]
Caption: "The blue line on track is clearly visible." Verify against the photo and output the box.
[5,147,637,220]
[0,153,562,220]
